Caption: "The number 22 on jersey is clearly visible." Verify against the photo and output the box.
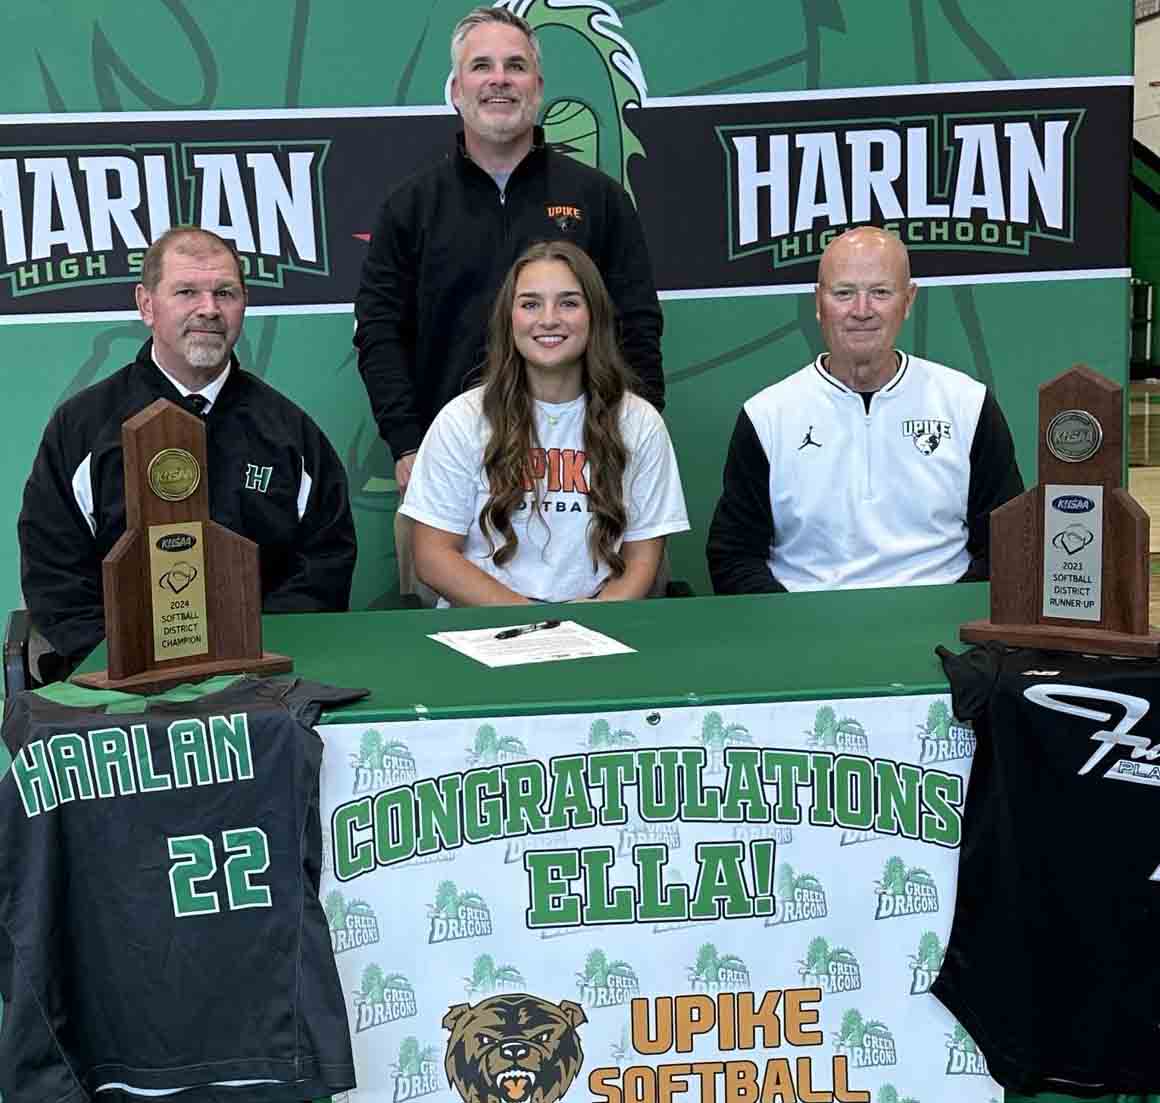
[167,826,272,916]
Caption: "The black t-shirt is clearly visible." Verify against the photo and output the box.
[935,644,1160,1095]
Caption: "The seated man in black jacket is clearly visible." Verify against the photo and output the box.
[18,226,357,670]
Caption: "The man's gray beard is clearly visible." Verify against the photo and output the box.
[183,333,228,369]
[477,118,532,143]
[466,102,537,146]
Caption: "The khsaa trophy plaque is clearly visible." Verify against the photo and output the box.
[73,398,292,691]
[961,365,1160,657]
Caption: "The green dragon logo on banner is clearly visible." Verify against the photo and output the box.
[688,942,750,992]
[874,857,939,920]
[907,930,945,995]
[878,1086,921,1103]
[766,863,827,927]
[353,966,418,1032]
[798,936,862,994]
[324,889,381,954]
[429,880,494,944]
[835,1010,898,1069]
[944,1023,990,1077]
[391,1037,442,1103]
[490,0,647,198]
[575,948,639,1008]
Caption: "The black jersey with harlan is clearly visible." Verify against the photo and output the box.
[0,674,367,1102]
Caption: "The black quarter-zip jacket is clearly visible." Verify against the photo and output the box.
[354,127,665,460]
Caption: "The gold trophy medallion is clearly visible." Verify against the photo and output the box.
[147,448,201,501]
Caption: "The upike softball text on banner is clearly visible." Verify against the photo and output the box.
[317,695,996,1103]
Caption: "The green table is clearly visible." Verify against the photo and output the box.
[237,582,989,722]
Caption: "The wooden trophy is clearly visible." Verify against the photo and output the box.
[961,364,1160,657]
[73,398,292,691]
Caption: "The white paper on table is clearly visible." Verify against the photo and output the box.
[426,619,636,668]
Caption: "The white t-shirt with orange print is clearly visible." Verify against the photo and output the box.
[400,387,689,605]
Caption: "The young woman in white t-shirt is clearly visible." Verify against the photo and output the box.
[399,240,688,606]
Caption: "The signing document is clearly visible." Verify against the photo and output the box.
[428,619,635,668]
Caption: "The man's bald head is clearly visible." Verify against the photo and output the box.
[814,226,917,389]
[818,226,911,288]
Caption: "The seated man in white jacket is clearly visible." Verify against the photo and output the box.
[707,226,1023,594]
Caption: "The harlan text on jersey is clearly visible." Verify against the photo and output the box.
[9,711,254,817]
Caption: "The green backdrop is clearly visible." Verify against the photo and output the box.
[0,0,1132,606]
[0,1,1134,609]
[0,6,1141,1103]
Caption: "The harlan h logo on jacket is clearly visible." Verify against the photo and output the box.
[902,418,952,454]
[244,463,273,492]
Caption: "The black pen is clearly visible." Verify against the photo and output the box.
[494,619,561,640]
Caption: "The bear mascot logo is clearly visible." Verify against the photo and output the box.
[443,994,587,1103]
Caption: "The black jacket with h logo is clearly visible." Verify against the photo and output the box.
[18,339,356,660]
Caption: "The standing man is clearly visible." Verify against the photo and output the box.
[707,226,1022,594]
[354,5,664,499]
[19,226,357,670]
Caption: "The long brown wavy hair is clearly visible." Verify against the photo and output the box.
[479,240,637,574]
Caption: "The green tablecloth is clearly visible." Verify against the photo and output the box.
[157,582,989,723]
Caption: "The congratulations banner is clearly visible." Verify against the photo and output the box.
[318,694,996,1103]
